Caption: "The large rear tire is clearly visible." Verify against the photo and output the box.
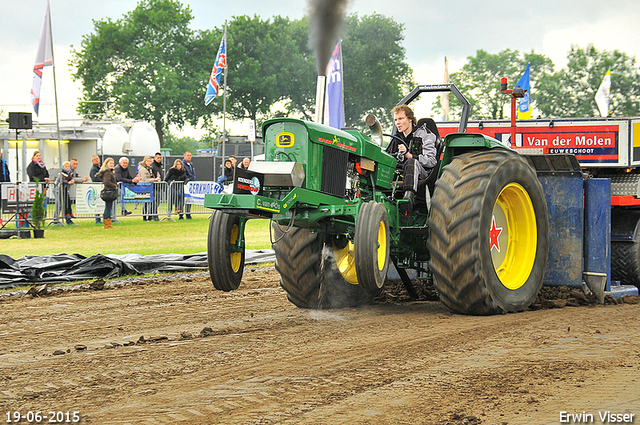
[611,209,640,288]
[272,225,379,309]
[208,211,245,291]
[355,201,391,291]
[428,150,549,315]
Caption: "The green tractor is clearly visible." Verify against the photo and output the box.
[204,84,549,315]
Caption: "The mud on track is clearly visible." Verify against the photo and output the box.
[1,268,639,424]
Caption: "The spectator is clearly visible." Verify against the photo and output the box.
[152,152,164,180]
[165,159,188,220]
[0,151,9,182]
[89,155,102,224]
[95,157,117,229]
[26,151,50,183]
[228,155,237,168]
[238,157,251,170]
[89,155,101,181]
[183,151,195,219]
[56,161,76,225]
[114,157,139,216]
[69,158,89,184]
[138,156,159,221]
[217,159,234,185]
[66,157,89,222]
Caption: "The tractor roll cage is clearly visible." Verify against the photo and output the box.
[397,84,471,134]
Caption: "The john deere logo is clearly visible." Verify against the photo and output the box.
[276,132,294,147]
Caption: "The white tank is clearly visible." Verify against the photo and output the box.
[101,124,129,155]
[128,122,161,156]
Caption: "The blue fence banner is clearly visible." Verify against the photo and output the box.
[185,181,222,205]
[122,183,153,204]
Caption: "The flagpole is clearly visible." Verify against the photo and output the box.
[339,40,345,128]
[47,0,62,166]
[221,20,228,161]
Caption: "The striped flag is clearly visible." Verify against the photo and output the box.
[595,69,611,117]
[204,33,226,106]
[30,0,53,116]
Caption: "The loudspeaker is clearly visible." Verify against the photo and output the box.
[7,112,33,130]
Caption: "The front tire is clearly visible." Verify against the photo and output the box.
[273,225,379,309]
[428,150,549,315]
[355,201,391,290]
[208,211,245,291]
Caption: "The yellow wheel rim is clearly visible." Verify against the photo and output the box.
[334,239,358,284]
[377,219,388,271]
[229,224,242,273]
[490,183,537,290]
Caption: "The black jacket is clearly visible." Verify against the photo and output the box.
[114,164,135,183]
[152,160,164,180]
[90,164,101,182]
[165,167,188,184]
[27,161,49,182]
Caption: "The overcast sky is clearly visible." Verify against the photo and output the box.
[1,0,639,128]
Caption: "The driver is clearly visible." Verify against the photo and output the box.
[385,104,437,220]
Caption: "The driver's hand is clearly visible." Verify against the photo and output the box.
[398,144,407,154]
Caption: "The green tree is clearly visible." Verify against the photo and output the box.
[163,132,212,155]
[446,49,554,121]
[536,44,640,118]
[341,13,414,128]
[71,0,203,145]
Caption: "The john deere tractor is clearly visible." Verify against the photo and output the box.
[204,84,550,315]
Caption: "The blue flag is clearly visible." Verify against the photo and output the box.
[205,34,226,106]
[325,42,344,129]
[515,63,531,119]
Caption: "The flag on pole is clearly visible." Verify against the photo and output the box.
[595,69,611,117]
[30,0,53,116]
[324,41,344,129]
[515,63,531,119]
[441,57,449,121]
[204,33,227,106]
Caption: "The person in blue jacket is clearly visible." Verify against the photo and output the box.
[0,151,9,182]
[182,151,195,219]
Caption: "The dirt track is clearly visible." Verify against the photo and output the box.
[1,268,640,425]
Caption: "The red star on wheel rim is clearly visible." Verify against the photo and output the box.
[490,216,503,252]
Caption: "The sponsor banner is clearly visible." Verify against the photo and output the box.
[233,168,264,196]
[1,183,35,214]
[439,123,622,164]
[122,183,153,204]
[185,181,223,205]
[76,183,104,214]
[498,126,619,163]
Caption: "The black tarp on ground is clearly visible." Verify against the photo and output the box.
[0,250,276,289]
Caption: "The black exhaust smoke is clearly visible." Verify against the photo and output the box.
[307,0,349,76]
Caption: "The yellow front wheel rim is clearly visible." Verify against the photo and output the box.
[490,183,537,290]
[377,219,387,271]
[334,239,358,284]
[229,224,242,273]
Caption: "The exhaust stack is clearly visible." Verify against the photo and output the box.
[365,114,383,146]
[315,75,326,124]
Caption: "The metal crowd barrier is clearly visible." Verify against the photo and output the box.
[0,181,219,227]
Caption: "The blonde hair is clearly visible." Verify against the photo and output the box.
[99,157,115,173]
[172,159,183,169]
